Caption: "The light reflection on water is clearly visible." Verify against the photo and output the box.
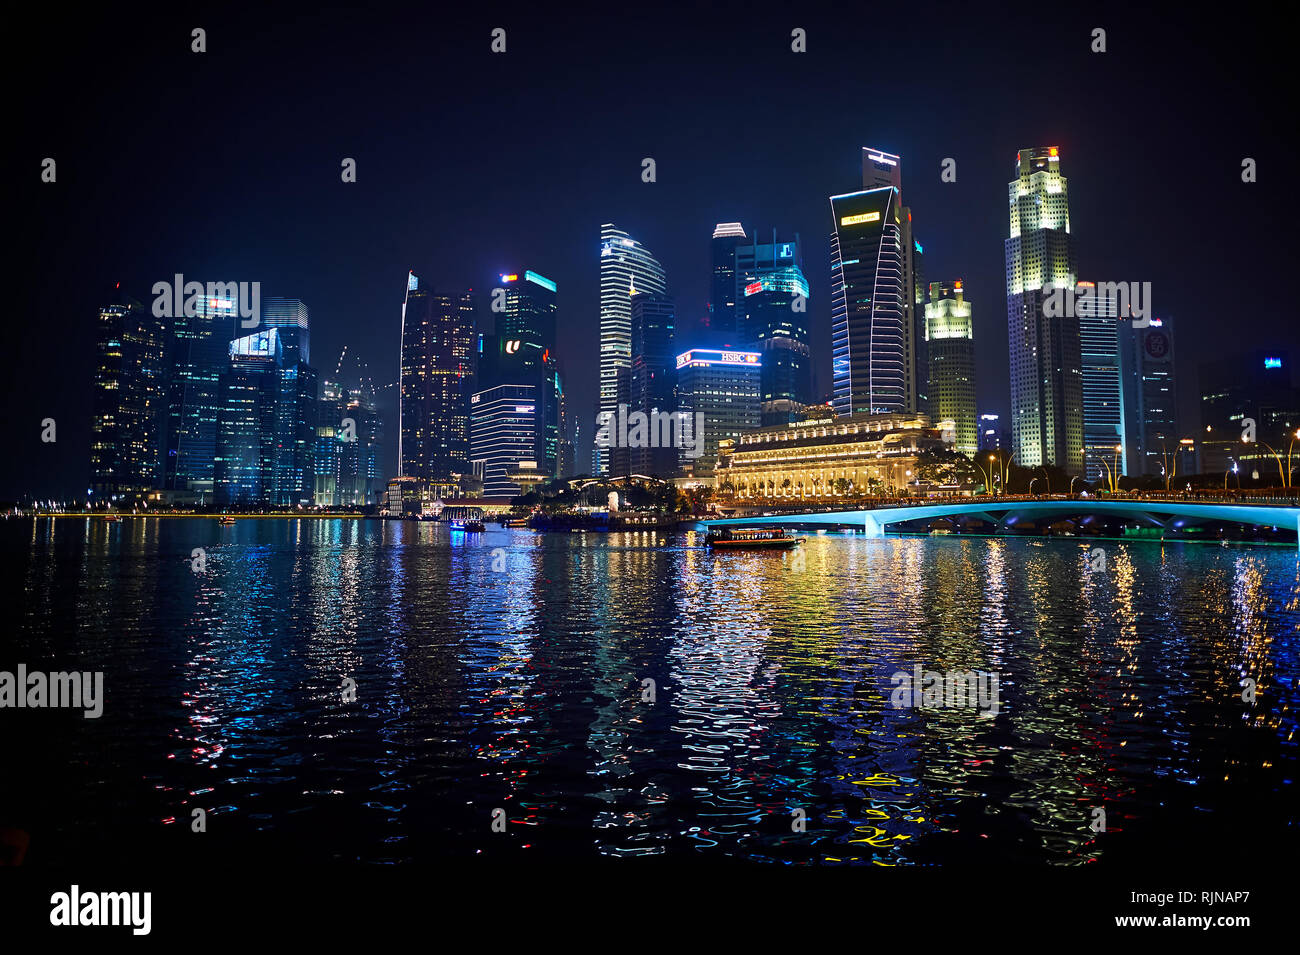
[2,518,1297,866]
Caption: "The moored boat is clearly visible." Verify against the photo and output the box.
[218,516,236,525]
[705,526,804,550]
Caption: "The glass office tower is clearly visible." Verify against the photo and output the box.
[598,224,666,475]
[674,349,761,478]
[1077,281,1125,483]
[164,296,241,500]
[830,186,905,416]
[89,290,168,501]
[710,222,746,340]
[399,274,476,482]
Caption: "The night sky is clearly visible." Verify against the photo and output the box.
[10,1,1296,501]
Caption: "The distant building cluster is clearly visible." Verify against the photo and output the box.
[90,293,382,508]
[90,147,1300,506]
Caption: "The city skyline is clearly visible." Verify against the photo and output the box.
[6,3,1300,924]
[10,5,1297,500]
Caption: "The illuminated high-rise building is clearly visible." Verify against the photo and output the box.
[830,186,904,416]
[979,413,1006,452]
[338,381,383,504]
[628,291,678,477]
[1077,281,1126,483]
[214,331,280,508]
[1119,317,1179,478]
[862,148,928,415]
[471,378,541,497]
[1005,147,1083,474]
[925,281,977,457]
[214,326,321,508]
[314,380,344,505]
[164,295,241,500]
[399,274,476,482]
[733,230,812,427]
[89,290,167,501]
[598,224,666,475]
[674,349,761,478]
[710,222,746,339]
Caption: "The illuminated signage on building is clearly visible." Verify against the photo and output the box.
[840,212,880,226]
[777,243,794,259]
[525,270,556,292]
[505,340,521,353]
[500,274,518,283]
[675,349,761,369]
[1265,357,1282,368]
[744,282,763,297]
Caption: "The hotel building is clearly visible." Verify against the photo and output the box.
[714,411,946,499]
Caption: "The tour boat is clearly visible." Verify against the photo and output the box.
[705,527,804,550]
[218,516,236,525]
[501,517,530,528]
[102,514,122,523]
[450,519,486,532]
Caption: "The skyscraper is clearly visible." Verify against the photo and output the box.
[1005,146,1084,474]
[338,381,383,504]
[628,291,677,477]
[598,224,666,475]
[1077,281,1126,483]
[979,413,1006,452]
[1119,317,1179,479]
[214,330,280,508]
[471,270,562,488]
[710,222,746,339]
[261,297,310,364]
[89,291,167,501]
[925,281,977,457]
[674,349,761,478]
[863,148,927,415]
[164,296,240,500]
[498,270,561,475]
[471,378,541,497]
[254,298,319,507]
[830,186,905,416]
[314,379,344,505]
[399,274,476,482]
[213,326,321,508]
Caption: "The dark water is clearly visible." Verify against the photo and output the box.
[2,518,1297,866]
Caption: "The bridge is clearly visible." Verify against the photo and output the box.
[702,497,1300,545]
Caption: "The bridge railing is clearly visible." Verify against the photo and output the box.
[715,491,1300,513]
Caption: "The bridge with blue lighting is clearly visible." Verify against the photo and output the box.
[702,498,1300,544]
